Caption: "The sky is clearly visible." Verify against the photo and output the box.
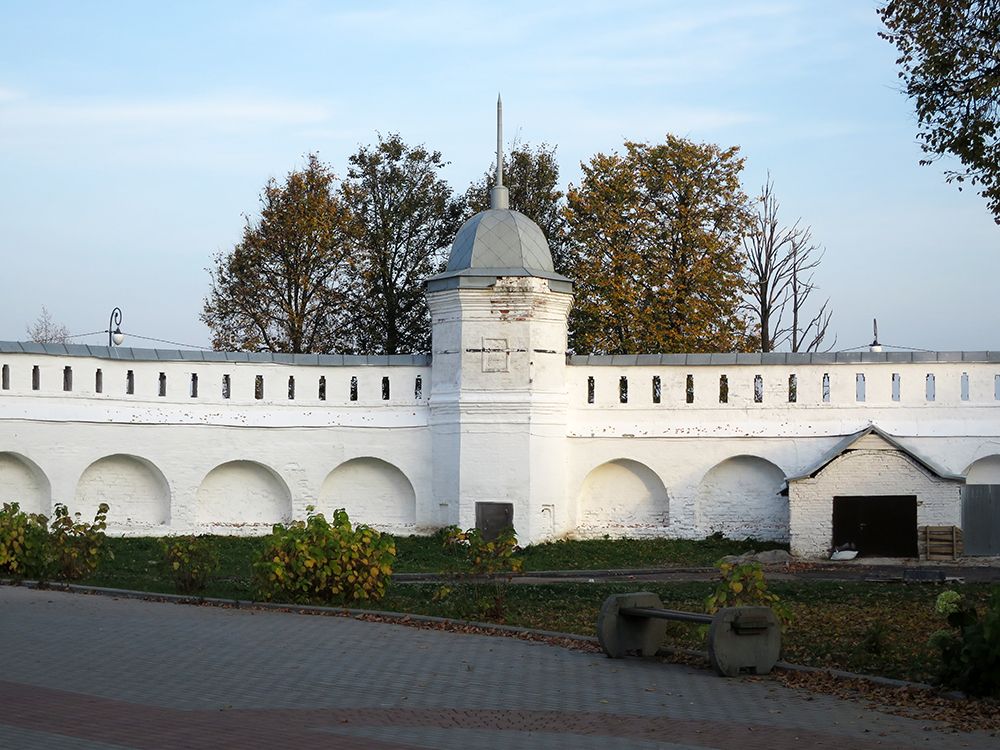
[1,0,997,352]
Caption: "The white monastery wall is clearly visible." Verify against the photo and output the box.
[2,343,1000,555]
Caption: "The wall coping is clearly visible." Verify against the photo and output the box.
[567,351,1000,366]
[0,341,431,367]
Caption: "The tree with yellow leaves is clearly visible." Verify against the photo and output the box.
[565,136,755,354]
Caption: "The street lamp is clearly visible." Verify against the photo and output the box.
[108,307,125,347]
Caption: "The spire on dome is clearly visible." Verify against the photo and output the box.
[490,94,509,210]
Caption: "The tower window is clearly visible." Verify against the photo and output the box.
[619,376,628,404]
[652,375,661,404]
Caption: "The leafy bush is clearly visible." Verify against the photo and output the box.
[254,507,396,604]
[48,503,111,581]
[930,588,1000,697]
[0,501,110,582]
[705,561,791,624]
[433,526,524,620]
[162,535,220,594]
[0,502,50,580]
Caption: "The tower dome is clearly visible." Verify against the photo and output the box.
[426,96,572,292]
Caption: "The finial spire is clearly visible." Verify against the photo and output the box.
[490,93,509,210]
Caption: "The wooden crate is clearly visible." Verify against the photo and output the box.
[919,525,963,561]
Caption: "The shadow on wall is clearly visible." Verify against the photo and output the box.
[698,455,787,542]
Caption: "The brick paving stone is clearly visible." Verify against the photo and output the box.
[0,585,995,749]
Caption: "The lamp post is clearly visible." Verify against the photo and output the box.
[108,307,125,347]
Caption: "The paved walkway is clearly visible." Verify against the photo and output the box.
[1,585,994,749]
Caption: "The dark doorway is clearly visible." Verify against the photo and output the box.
[832,495,918,557]
[475,502,514,541]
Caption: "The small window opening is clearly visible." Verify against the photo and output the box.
[222,374,231,399]
[32,365,40,391]
[925,373,936,402]
[254,375,264,400]
[62,366,72,392]
[995,374,1000,401]
[158,372,167,397]
[822,373,830,403]
[126,370,134,395]
[754,374,764,403]
[856,373,866,402]
[414,376,423,400]
[350,376,358,402]
[961,372,970,401]
[619,376,628,404]
[587,376,595,404]
[190,373,198,398]
[287,375,295,400]
[2,364,10,390]
[719,374,729,403]
[892,372,901,402]
[685,374,694,404]
[382,376,390,400]
[95,369,103,394]
[652,375,661,404]
[788,373,797,403]
[318,375,326,401]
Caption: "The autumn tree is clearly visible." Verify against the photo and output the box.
[26,306,70,344]
[743,177,833,352]
[340,134,463,354]
[464,141,569,273]
[564,136,754,354]
[202,154,355,353]
[878,0,1000,223]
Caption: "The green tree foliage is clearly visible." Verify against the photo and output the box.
[341,134,464,354]
[202,154,356,353]
[878,0,1000,223]
[0,501,110,582]
[564,136,754,354]
[464,142,569,273]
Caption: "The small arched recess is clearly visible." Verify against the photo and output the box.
[965,455,1000,484]
[577,459,669,537]
[75,454,170,528]
[319,457,416,533]
[0,452,51,515]
[697,455,787,542]
[196,461,292,528]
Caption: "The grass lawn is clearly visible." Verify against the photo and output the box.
[73,534,996,686]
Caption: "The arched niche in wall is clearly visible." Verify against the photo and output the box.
[0,452,51,515]
[965,454,1000,484]
[577,459,669,536]
[196,461,291,527]
[319,457,416,533]
[75,454,170,528]
[697,455,787,542]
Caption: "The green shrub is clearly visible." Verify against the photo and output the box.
[254,507,396,604]
[162,535,220,594]
[0,501,110,582]
[447,526,524,621]
[930,588,1000,697]
[0,502,50,580]
[705,561,791,624]
[48,502,111,581]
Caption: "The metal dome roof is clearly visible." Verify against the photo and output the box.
[445,208,554,274]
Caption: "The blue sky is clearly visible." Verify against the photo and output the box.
[1,1,996,351]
